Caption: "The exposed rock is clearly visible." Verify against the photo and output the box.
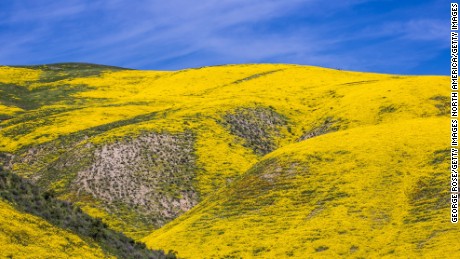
[74,132,198,227]
[223,107,287,155]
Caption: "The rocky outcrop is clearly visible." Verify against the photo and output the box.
[75,132,198,227]
[223,107,288,155]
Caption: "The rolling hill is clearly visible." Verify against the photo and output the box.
[144,117,453,258]
[0,198,109,259]
[0,168,173,258]
[0,62,454,258]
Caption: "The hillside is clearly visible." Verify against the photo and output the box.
[0,199,109,258]
[0,167,174,258]
[144,117,454,258]
[0,63,454,257]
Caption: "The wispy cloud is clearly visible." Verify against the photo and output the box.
[359,19,447,43]
[1,1,87,24]
[0,0,449,74]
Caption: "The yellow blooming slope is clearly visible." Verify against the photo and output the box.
[143,117,454,258]
[0,63,455,258]
[0,64,448,196]
[0,200,109,258]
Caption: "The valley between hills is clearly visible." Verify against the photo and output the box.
[0,63,456,258]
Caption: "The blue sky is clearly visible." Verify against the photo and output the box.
[0,0,448,75]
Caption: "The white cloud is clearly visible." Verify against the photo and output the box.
[0,0,448,74]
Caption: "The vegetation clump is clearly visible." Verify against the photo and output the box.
[0,167,175,259]
[297,117,342,142]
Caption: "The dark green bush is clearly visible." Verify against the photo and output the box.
[0,166,176,259]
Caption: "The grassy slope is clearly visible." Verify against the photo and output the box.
[0,200,109,258]
[0,169,173,259]
[0,63,454,257]
[144,117,454,258]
